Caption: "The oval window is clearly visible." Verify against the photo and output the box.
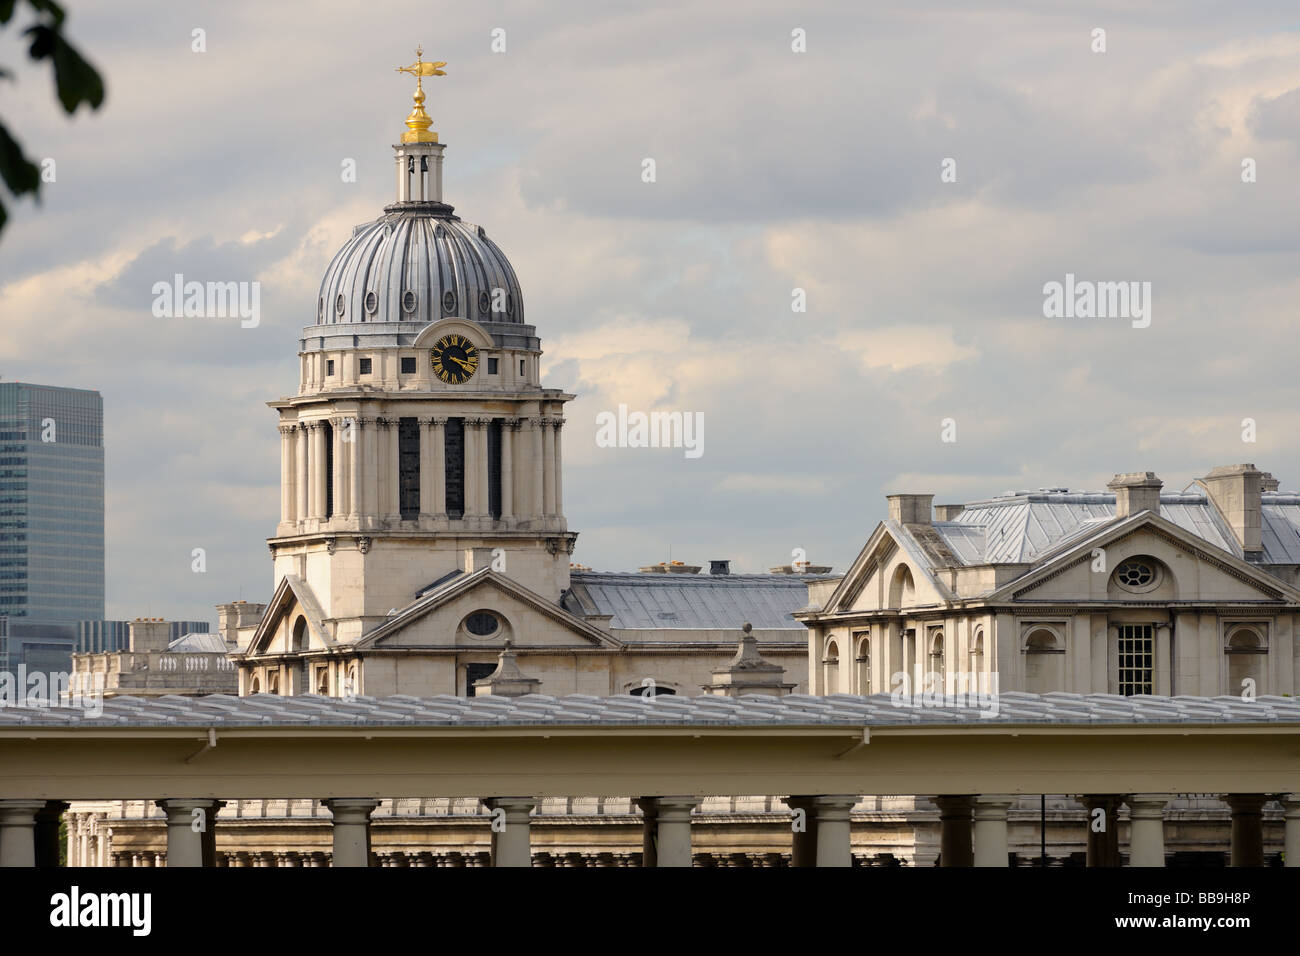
[465,612,499,637]
[364,291,377,314]
[335,293,345,316]
[402,290,417,313]
[478,290,490,315]
[442,290,456,314]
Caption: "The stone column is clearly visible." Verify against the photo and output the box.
[935,795,974,867]
[419,418,434,519]
[531,418,545,518]
[1282,794,1300,867]
[0,800,46,867]
[324,798,379,867]
[156,799,221,868]
[348,418,363,517]
[1126,794,1169,867]
[500,420,515,520]
[331,417,345,520]
[1224,793,1267,867]
[389,416,403,518]
[295,424,309,522]
[279,425,295,522]
[313,422,328,519]
[552,417,564,519]
[973,795,1014,867]
[362,417,378,518]
[463,420,480,517]
[784,795,857,867]
[1077,794,1122,867]
[542,418,556,516]
[482,797,535,867]
[35,801,66,868]
[636,796,700,867]
[474,419,491,520]
[431,418,447,518]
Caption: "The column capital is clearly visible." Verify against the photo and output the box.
[323,798,380,825]
[636,795,701,821]
[482,796,537,817]
[971,794,1016,820]
[1126,793,1171,818]
[431,416,448,427]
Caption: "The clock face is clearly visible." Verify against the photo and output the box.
[430,334,479,384]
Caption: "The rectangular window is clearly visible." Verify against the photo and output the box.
[1117,624,1154,695]
[444,418,464,518]
[398,417,420,520]
[519,359,526,376]
[326,360,335,376]
[487,419,503,519]
[400,356,416,374]
[487,357,498,375]
[465,661,497,697]
[359,357,372,375]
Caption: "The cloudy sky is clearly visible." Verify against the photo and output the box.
[3,0,1300,621]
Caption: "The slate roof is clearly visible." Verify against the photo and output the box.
[931,490,1300,566]
[167,633,227,653]
[563,571,835,633]
[5,692,1300,728]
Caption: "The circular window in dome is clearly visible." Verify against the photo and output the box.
[442,290,456,315]
[1115,559,1155,589]
[464,612,500,637]
[478,291,490,315]
[335,294,345,316]
[402,290,417,313]
[364,291,377,314]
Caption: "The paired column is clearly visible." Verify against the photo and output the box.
[1077,794,1122,867]
[463,420,481,517]
[473,419,491,519]
[279,425,295,522]
[784,795,858,867]
[418,419,435,519]
[1224,793,1266,867]
[331,417,346,520]
[500,420,515,520]
[541,418,556,516]
[0,800,47,867]
[324,798,380,867]
[388,418,402,518]
[1126,794,1169,867]
[348,417,364,518]
[972,795,1014,867]
[935,795,974,867]
[530,418,545,518]
[311,422,328,519]
[552,417,564,519]
[295,424,309,522]
[636,796,701,867]
[482,797,536,867]
[157,798,223,867]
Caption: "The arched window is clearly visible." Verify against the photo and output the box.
[1024,627,1064,693]
[292,616,308,654]
[928,631,945,681]
[268,671,280,694]
[854,632,871,695]
[316,668,329,695]
[629,684,677,698]
[823,638,840,694]
[250,675,261,694]
[970,629,985,677]
[1226,626,1267,696]
[888,565,916,609]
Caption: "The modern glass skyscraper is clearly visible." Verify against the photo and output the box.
[0,382,105,626]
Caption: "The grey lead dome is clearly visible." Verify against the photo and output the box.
[316,203,524,328]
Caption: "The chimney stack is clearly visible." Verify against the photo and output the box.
[709,559,731,576]
[1107,472,1162,519]
[128,618,171,654]
[934,504,965,521]
[887,493,934,525]
[1201,464,1264,555]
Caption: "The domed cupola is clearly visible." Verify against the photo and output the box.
[309,47,531,348]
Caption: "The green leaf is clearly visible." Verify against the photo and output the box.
[24,25,103,112]
[0,122,40,198]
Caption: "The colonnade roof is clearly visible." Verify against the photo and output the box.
[5,691,1300,729]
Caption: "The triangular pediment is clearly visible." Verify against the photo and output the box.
[818,521,953,614]
[995,512,1300,604]
[356,569,623,650]
[238,575,333,659]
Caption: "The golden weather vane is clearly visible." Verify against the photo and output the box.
[395,45,447,143]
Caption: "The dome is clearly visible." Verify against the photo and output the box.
[316,204,524,328]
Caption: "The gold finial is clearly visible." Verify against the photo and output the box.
[395,45,446,143]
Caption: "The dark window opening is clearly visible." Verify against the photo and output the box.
[519,359,526,376]
[466,661,497,697]
[398,417,420,520]
[400,356,416,374]
[487,357,498,375]
[629,685,677,698]
[466,612,499,636]
[359,357,372,375]
[326,360,335,376]
[322,421,334,518]
[444,418,464,518]
[488,419,503,519]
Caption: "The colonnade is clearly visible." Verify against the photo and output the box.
[279,415,564,525]
[9,792,1300,867]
